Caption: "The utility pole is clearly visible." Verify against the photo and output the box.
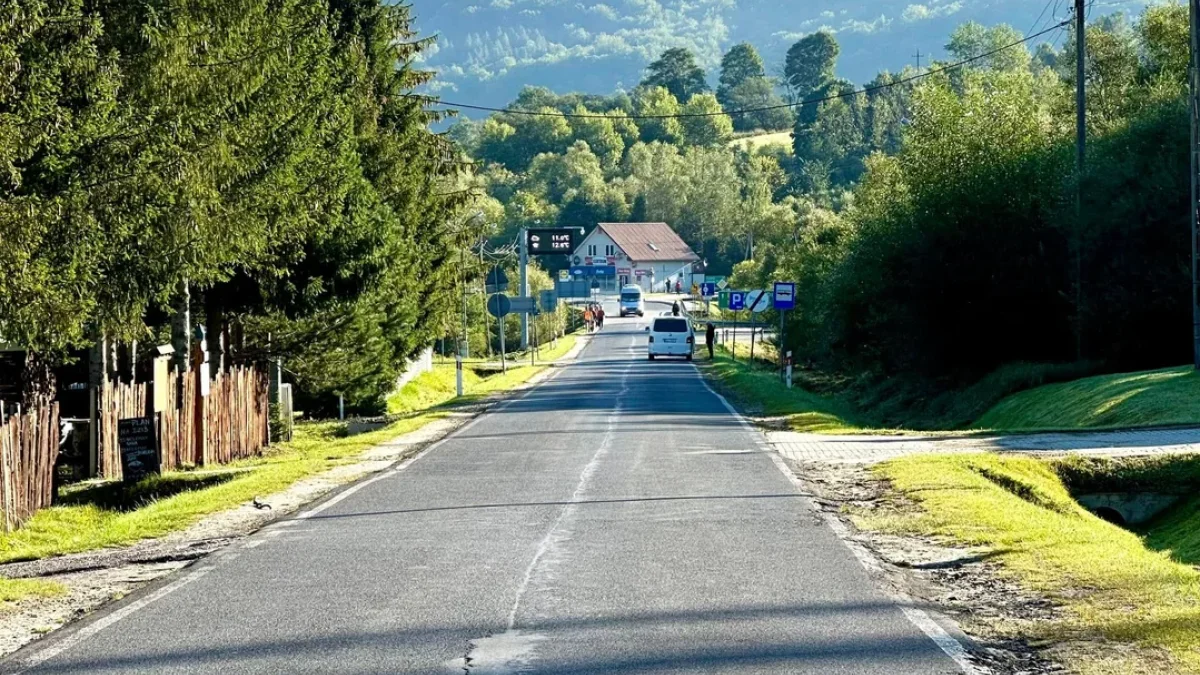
[519,228,529,350]
[1190,0,1200,368]
[458,247,467,397]
[1074,0,1087,361]
[479,241,491,359]
[913,50,923,69]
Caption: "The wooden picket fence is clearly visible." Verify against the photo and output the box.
[0,403,60,532]
[99,364,269,480]
[98,379,147,479]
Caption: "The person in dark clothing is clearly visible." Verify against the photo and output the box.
[705,323,715,359]
[671,301,680,316]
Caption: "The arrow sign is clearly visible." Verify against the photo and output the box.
[486,294,511,318]
[773,282,796,311]
[746,290,771,313]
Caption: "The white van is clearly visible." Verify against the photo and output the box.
[619,284,645,317]
[646,316,694,361]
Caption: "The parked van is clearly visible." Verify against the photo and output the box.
[619,284,645,317]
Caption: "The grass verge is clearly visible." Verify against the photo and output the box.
[703,346,865,433]
[860,453,1200,674]
[975,366,1200,431]
[388,333,577,414]
[1,334,579,604]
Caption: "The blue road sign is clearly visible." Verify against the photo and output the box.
[539,290,557,313]
[773,282,796,311]
[728,291,746,311]
[700,282,716,298]
[570,265,617,278]
[486,294,511,318]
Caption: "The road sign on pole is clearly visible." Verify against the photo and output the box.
[728,292,746,311]
[717,278,728,290]
[508,296,537,314]
[773,282,796,311]
[539,290,557,313]
[746,290,770,313]
[486,294,511,318]
[558,269,570,282]
[486,267,509,294]
[700,282,716,298]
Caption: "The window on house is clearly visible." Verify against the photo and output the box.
[605,244,616,256]
[587,244,597,256]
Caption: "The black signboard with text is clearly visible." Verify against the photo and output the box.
[527,228,576,255]
[119,417,160,483]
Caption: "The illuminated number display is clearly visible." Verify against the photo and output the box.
[528,228,577,255]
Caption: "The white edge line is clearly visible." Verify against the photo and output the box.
[692,364,982,675]
[12,565,217,673]
[13,346,586,672]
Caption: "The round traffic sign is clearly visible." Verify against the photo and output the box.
[746,290,772,313]
[487,293,511,318]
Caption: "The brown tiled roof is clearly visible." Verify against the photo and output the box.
[597,222,700,263]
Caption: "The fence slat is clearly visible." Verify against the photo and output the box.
[0,402,60,532]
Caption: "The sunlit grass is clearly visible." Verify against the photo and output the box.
[388,334,577,414]
[976,366,1200,431]
[863,453,1200,674]
[703,347,866,434]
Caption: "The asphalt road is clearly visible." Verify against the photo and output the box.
[6,302,964,674]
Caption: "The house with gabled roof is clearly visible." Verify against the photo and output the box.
[570,222,700,293]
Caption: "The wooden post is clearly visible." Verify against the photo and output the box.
[87,334,107,478]
[192,325,209,465]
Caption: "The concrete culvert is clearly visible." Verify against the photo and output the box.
[1092,506,1127,526]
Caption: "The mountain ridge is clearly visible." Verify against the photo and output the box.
[412,0,1149,112]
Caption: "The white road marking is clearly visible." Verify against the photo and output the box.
[12,565,217,673]
[459,330,637,673]
[14,333,591,671]
[692,364,983,675]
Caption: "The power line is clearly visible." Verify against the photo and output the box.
[422,18,1072,122]
[1026,0,1058,37]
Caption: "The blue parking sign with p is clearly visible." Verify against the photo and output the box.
[729,292,745,311]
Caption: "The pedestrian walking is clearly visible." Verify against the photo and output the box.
[675,279,682,294]
[671,301,680,317]
[583,306,594,333]
[705,322,715,360]
[596,304,605,330]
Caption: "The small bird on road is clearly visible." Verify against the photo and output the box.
[252,497,272,510]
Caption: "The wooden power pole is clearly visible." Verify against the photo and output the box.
[1190,0,1200,368]
[1074,0,1087,361]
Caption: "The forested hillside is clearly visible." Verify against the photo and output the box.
[450,3,1194,424]
[413,0,1150,109]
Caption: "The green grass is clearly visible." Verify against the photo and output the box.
[388,334,577,414]
[976,366,1200,431]
[863,454,1200,675]
[728,131,793,152]
[704,347,865,433]
[0,337,579,605]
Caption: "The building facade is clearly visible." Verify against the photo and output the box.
[571,222,700,293]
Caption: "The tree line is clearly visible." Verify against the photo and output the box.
[1,0,473,414]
